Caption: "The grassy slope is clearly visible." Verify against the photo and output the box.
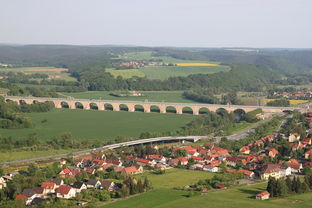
[61,91,198,103]
[0,109,195,140]
[104,179,312,208]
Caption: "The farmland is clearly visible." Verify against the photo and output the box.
[0,109,195,141]
[103,181,312,208]
[0,66,75,81]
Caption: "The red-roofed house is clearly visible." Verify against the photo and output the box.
[56,185,76,199]
[122,166,143,175]
[239,146,250,154]
[305,149,312,159]
[268,148,279,158]
[178,157,188,165]
[203,165,218,173]
[289,133,300,143]
[135,158,156,167]
[145,155,166,164]
[302,138,312,145]
[191,156,204,162]
[41,182,56,194]
[256,191,270,200]
[288,159,302,173]
[237,169,255,178]
[211,146,229,156]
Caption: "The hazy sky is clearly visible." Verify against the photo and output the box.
[0,0,311,48]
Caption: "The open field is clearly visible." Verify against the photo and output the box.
[0,109,195,140]
[113,51,230,79]
[61,91,199,103]
[137,168,215,189]
[265,99,309,106]
[0,149,81,162]
[139,65,230,80]
[0,66,76,81]
[103,181,312,208]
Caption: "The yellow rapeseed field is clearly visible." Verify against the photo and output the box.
[176,63,219,67]
[265,99,308,106]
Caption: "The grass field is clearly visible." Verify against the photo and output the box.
[103,180,312,208]
[0,109,195,140]
[61,91,198,103]
[0,149,81,162]
[139,65,230,80]
[137,168,215,189]
[0,67,76,81]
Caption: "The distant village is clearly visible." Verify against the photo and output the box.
[113,60,175,69]
[1,112,312,205]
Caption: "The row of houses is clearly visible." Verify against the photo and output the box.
[15,178,117,206]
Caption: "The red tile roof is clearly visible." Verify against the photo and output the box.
[123,166,139,174]
[41,182,56,190]
[238,169,254,176]
[56,185,72,195]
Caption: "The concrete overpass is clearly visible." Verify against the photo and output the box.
[4,96,304,115]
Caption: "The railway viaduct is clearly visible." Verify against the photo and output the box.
[4,96,304,115]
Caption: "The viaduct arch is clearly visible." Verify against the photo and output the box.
[4,96,304,116]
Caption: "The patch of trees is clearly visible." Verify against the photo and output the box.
[266,176,312,198]
[183,90,242,104]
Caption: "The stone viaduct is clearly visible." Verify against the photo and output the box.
[4,96,304,115]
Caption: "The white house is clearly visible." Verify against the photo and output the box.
[56,185,76,199]
[203,165,219,173]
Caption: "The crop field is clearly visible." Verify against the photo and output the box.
[103,180,312,208]
[0,109,195,141]
[0,67,75,81]
[265,99,309,106]
[61,91,199,103]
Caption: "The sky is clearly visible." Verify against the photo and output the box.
[0,0,311,48]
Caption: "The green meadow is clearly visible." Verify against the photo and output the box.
[103,177,312,208]
[0,109,195,141]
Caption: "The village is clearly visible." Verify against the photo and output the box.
[1,111,312,206]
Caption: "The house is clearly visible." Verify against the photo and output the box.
[168,158,179,166]
[122,166,143,175]
[305,149,312,159]
[256,191,270,200]
[173,146,199,157]
[33,187,44,198]
[101,180,117,192]
[56,185,76,199]
[0,177,7,189]
[288,159,302,173]
[203,165,219,173]
[59,168,80,178]
[60,158,67,166]
[51,178,64,188]
[238,169,255,178]
[86,179,102,189]
[41,182,56,194]
[290,142,306,151]
[114,166,125,173]
[281,166,292,177]
[72,182,87,193]
[135,158,156,167]
[260,163,283,180]
[288,133,300,143]
[211,146,230,156]
[302,138,312,145]
[145,155,166,164]
[106,158,123,166]
[94,152,106,160]
[178,157,188,165]
[21,188,37,205]
[225,156,246,167]
[191,156,204,162]
[239,146,250,154]
[268,148,279,158]
[190,163,204,170]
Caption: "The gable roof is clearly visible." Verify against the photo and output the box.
[56,185,72,195]
[123,166,139,174]
[22,188,36,197]
[34,187,44,194]
[72,182,85,189]
[87,179,100,186]
[41,182,56,189]
[51,178,63,185]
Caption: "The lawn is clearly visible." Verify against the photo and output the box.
[61,91,199,103]
[137,168,215,189]
[103,181,312,208]
[0,109,195,141]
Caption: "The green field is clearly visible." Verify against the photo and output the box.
[104,180,312,208]
[139,65,230,80]
[61,91,199,103]
[0,109,195,140]
[0,149,81,162]
[0,67,76,81]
